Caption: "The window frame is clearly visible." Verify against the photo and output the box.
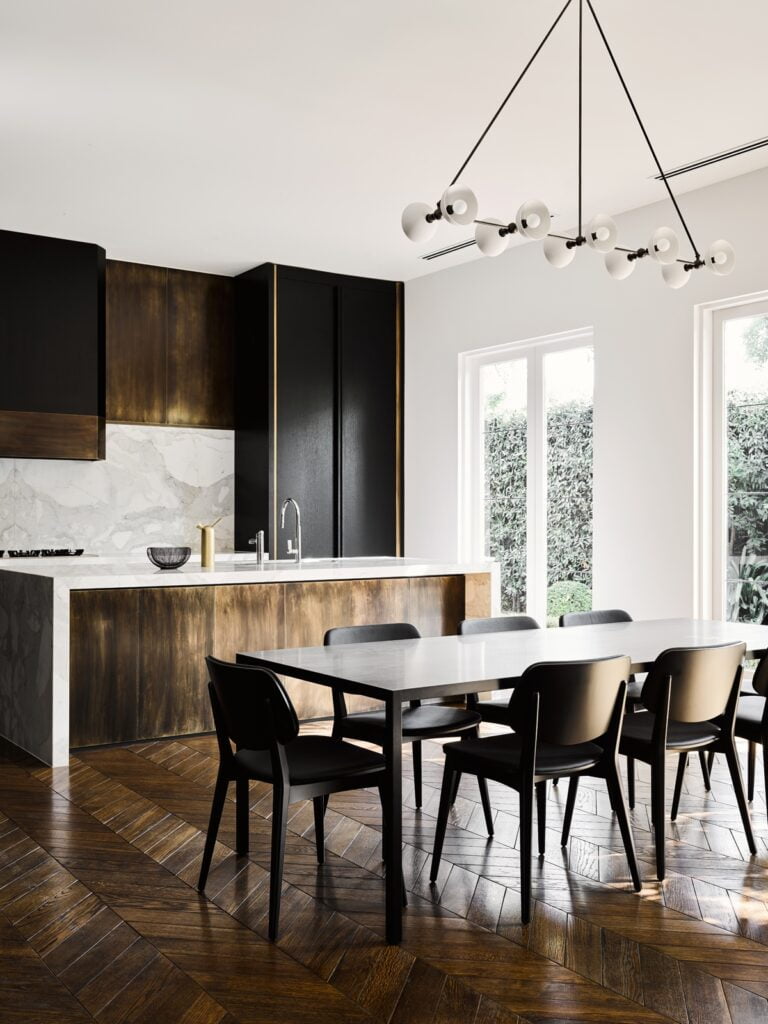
[696,293,768,619]
[459,327,594,624]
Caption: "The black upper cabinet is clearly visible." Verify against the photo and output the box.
[234,264,402,558]
[339,281,399,557]
[0,228,105,459]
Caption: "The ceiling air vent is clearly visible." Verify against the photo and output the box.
[653,136,768,181]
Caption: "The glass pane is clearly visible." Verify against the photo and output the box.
[724,314,768,624]
[480,358,527,613]
[544,347,594,626]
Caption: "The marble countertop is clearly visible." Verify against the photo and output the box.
[0,554,496,591]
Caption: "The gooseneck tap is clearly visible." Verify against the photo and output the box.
[280,497,302,562]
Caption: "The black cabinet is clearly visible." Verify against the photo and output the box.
[234,264,402,558]
[0,229,105,459]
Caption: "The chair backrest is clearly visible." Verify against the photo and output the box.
[508,655,631,746]
[640,643,745,723]
[206,656,299,750]
[324,622,421,646]
[750,650,768,697]
[560,608,632,628]
[459,615,540,636]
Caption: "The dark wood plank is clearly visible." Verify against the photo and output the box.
[70,589,140,747]
[166,268,234,429]
[105,260,167,424]
[0,409,103,460]
[138,586,214,737]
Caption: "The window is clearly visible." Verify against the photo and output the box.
[713,301,768,623]
[461,330,594,625]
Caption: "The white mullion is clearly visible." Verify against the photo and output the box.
[527,350,547,624]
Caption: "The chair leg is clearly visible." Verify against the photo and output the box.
[671,753,687,822]
[626,755,635,809]
[747,741,756,803]
[449,769,462,806]
[430,766,458,882]
[536,781,547,856]
[651,761,666,880]
[707,750,715,775]
[236,777,249,855]
[520,781,534,925]
[561,776,579,847]
[268,784,290,942]
[699,749,712,792]
[605,763,642,892]
[724,740,757,855]
[552,777,559,787]
[313,796,325,864]
[477,776,494,836]
[412,741,423,809]
[198,772,229,892]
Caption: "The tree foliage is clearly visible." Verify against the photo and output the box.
[484,400,592,616]
[727,391,768,623]
[744,317,768,367]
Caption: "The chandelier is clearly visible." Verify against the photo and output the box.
[401,0,735,288]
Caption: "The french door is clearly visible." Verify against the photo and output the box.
[461,330,594,625]
[711,300,768,623]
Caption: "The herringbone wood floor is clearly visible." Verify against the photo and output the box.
[2,722,768,1024]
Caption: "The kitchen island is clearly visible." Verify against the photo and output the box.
[0,555,498,766]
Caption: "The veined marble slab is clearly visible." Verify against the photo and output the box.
[0,423,234,554]
[0,556,500,766]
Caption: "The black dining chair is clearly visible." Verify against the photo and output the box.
[559,608,712,797]
[430,655,641,923]
[707,650,768,808]
[324,622,493,833]
[459,615,540,725]
[615,642,754,880]
[197,656,388,941]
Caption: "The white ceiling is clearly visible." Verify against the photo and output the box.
[0,0,765,281]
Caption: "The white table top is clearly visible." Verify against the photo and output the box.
[240,618,768,702]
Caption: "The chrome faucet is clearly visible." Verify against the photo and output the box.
[280,497,302,562]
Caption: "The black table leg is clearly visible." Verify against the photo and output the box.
[384,697,403,944]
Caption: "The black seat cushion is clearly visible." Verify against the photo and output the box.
[444,732,603,779]
[620,710,721,752]
[234,736,385,785]
[735,695,767,744]
[338,705,481,741]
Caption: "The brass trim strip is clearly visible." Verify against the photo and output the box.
[395,282,402,556]
[273,264,279,548]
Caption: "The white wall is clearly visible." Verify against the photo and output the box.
[404,166,768,619]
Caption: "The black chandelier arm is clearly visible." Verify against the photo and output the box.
[548,234,699,265]
[577,0,583,238]
[448,0,575,187]
[584,0,701,260]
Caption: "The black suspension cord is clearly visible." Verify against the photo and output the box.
[584,0,701,260]
[449,0,575,186]
[577,0,583,239]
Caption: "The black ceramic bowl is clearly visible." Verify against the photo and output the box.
[147,546,191,570]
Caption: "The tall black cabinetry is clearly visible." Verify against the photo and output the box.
[234,264,402,558]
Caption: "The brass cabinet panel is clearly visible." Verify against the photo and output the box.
[68,574,488,747]
[106,261,167,424]
[463,573,493,621]
[407,575,467,638]
[138,586,215,738]
[166,269,235,429]
[212,583,285,661]
[70,589,140,747]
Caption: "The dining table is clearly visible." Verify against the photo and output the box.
[238,616,768,943]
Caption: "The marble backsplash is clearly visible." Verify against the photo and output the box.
[0,424,234,555]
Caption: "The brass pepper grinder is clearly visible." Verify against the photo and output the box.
[196,517,222,569]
